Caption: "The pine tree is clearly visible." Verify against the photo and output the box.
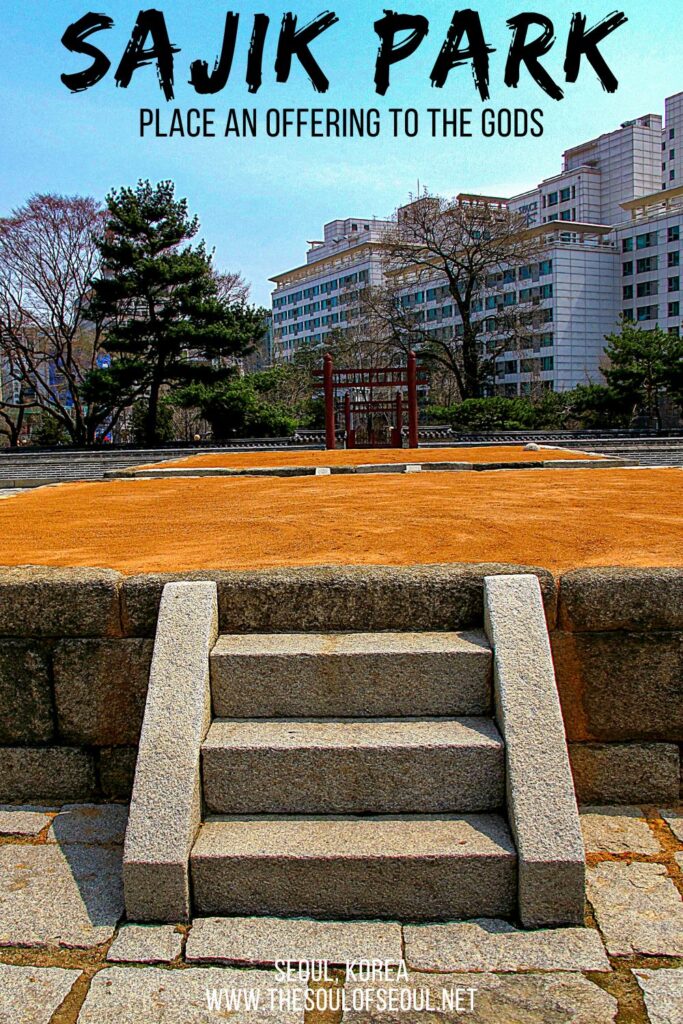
[603,319,683,428]
[85,179,266,444]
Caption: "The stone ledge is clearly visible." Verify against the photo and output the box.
[0,640,53,744]
[569,742,680,805]
[559,567,683,632]
[121,563,557,637]
[0,566,123,637]
[98,747,138,799]
[0,746,96,802]
[53,639,153,746]
[553,631,683,742]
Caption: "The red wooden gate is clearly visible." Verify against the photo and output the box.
[316,352,424,451]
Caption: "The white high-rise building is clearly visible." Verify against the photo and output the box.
[270,91,683,394]
[270,217,391,362]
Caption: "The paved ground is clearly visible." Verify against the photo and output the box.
[0,804,681,1021]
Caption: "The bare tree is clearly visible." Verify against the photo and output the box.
[381,193,545,399]
[214,270,251,305]
[0,194,119,444]
[0,345,39,446]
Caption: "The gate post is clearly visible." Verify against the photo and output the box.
[407,351,419,449]
[323,353,336,451]
[392,389,404,448]
[344,392,355,449]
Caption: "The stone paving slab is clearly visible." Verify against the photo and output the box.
[580,806,661,854]
[76,966,304,1022]
[403,919,611,973]
[344,971,618,1022]
[661,808,683,842]
[586,862,683,956]
[633,967,683,1024]
[676,851,683,871]
[0,963,80,1023]
[0,805,53,836]
[186,916,402,966]
[0,843,123,948]
[106,924,183,963]
[48,803,128,846]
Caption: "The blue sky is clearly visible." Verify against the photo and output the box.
[0,1,681,303]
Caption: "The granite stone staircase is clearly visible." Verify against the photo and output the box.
[191,631,514,921]
[123,575,585,929]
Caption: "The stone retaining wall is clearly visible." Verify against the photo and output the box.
[0,564,680,805]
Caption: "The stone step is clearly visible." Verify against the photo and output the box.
[210,631,492,718]
[202,717,504,814]
[190,813,516,920]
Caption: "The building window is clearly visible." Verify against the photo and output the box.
[623,309,633,320]
[560,210,571,221]
[623,284,633,299]
[671,170,676,181]
[540,333,553,347]
[671,150,676,160]
[637,280,658,298]
[539,259,553,275]
[669,225,680,242]
[560,187,571,202]
[541,356,554,371]
[669,325,680,336]
[669,251,680,267]
[636,305,658,322]
[547,191,558,205]
[622,237,634,252]
[636,231,658,249]
[623,261,633,276]
[669,301,680,317]
[636,256,658,273]
[669,276,680,291]
[671,128,675,139]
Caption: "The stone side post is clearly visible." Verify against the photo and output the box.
[123,582,218,922]
[484,574,585,927]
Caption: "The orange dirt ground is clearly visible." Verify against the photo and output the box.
[140,445,595,471]
[0,468,680,576]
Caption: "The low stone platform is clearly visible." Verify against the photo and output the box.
[108,456,626,481]
[0,802,681,1021]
